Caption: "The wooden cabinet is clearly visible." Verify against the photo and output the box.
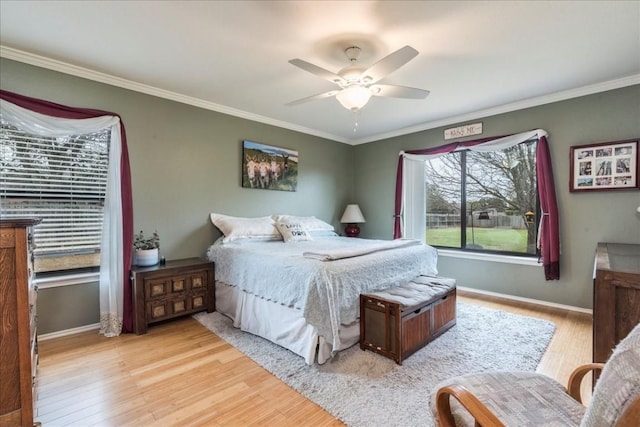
[1,217,41,427]
[593,242,640,365]
[131,258,215,334]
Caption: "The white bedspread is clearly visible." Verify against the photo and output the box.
[207,237,438,353]
[302,238,421,261]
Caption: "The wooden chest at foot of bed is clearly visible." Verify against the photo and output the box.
[360,276,456,365]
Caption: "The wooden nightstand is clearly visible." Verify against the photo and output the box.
[131,257,215,334]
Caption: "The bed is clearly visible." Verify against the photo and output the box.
[205,213,439,364]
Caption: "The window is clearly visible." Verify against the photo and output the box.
[0,122,110,273]
[424,139,538,256]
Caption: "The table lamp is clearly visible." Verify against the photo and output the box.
[340,204,366,237]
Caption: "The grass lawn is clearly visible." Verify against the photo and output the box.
[427,227,529,253]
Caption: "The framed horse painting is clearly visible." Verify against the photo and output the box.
[242,140,298,191]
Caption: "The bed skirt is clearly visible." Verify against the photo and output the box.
[215,280,360,364]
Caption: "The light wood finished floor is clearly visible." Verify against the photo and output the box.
[35,292,592,426]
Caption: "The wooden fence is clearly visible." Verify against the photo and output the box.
[426,214,527,229]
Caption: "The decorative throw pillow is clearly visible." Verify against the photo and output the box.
[210,213,281,243]
[272,215,335,232]
[275,222,312,242]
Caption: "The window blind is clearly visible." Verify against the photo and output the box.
[0,123,110,261]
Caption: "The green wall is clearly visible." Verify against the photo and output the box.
[353,85,640,309]
[2,57,638,333]
[1,58,353,334]
[37,283,100,334]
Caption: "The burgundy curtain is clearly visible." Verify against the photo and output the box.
[536,136,560,279]
[0,89,136,331]
[394,131,560,280]
[393,155,405,239]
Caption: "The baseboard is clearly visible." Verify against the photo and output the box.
[37,289,591,340]
[458,286,593,315]
[38,322,101,341]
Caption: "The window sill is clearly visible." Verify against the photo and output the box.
[437,249,540,266]
[35,272,100,289]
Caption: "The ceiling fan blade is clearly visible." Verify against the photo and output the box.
[371,84,430,99]
[285,90,338,106]
[289,59,345,85]
[362,45,419,84]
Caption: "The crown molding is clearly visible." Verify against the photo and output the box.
[351,74,640,145]
[0,45,348,144]
[2,45,637,146]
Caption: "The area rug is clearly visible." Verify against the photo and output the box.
[194,303,555,427]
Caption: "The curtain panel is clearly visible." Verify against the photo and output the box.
[0,90,135,334]
[393,129,560,280]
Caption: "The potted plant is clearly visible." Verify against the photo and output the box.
[134,230,160,266]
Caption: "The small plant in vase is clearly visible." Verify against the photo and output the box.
[134,230,160,266]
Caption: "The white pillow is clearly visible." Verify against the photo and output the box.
[210,213,281,243]
[275,222,312,242]
[272,215,334,232]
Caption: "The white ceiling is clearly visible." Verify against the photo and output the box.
[1,1,639,145]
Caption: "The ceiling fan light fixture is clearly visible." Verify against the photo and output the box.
[336,85,372,112]
[344,46,361,62]
[288,45,427,114]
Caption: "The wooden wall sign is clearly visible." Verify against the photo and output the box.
[444,122,483,140]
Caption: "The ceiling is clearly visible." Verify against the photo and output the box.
[1,1,639,145]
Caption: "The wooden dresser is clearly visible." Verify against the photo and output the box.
[1,217,41,427]
[593,242,640,366]
[131,257,215,334]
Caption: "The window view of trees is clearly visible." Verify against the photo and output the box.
[0,123,110,273]
[425,139,538,255]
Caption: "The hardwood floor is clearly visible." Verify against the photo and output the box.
[35,293,592,426]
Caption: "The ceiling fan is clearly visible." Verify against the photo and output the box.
[287,45,429,112]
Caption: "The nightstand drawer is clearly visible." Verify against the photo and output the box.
[191,272,207,289]
[191,293,206,309]
[145,270,210,298]
[146,291,207,321]
[146,278,170,298]
[147,298,188,320]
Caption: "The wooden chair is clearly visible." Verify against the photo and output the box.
[430,323,640,426]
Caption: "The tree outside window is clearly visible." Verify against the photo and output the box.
[424,139,538,255]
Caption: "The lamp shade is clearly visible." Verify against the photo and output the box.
[336,86,372,112]
[340,204,366,224]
